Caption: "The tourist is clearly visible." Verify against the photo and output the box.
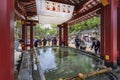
[15,39,24,52]
[80,39,87,50]
[91,38,100,54]
[47,37,51,46]
[52,37,57,46]
[75,36,80,49]
[14,39,24,73]
[38,38,42,47]
[34,39,39,47]
[42,38,47,46]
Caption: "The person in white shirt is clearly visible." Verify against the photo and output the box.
[14,39,24,72]
[14,39,24,52]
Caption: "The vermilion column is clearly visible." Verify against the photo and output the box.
[104,0,118,67]
[63,24,68,46]
[0,0,14,80]
[30,22,33,49]
[22,20,27,50]
[100,8,105,59]
[117,4,120,62]
[58,25,62,46]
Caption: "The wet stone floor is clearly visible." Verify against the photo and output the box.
[32,47,118,80]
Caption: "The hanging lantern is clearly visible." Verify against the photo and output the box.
[35,0,74,24]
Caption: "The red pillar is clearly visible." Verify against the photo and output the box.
[100,8,105,59]
[117,4,120,62]
[0,0,14,80]
[22,20,27,50]
[58,25,62,46]
[63,24,68,46]
[30,22,33,49]
[104,0,118,67]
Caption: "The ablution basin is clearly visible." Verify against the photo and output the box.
[32,46,117,80]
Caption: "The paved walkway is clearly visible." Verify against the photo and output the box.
[14,51,22,80]
[14,51,21,70]
[68,43,95,53]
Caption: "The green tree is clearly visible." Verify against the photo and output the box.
[34,24,46,38]
[69,17,100,33]
[15,20,22,39]
[34,24,58,38]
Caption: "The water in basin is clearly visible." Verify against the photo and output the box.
[36,47,112,80]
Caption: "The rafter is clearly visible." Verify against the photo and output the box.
[18,0,34,2]
[15,9,25,20]
[72,0,78,4]
[66,3,103,24]
[48,0,75,5]
[26,11,37,16]
[24,2,36,8]
[74,0,89,11]
[17,2,26,15]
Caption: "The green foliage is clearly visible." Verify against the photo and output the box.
[34,24,57,38]
[51,24,57,28]
[34,24,45,38]
[16,20,22,28]
[69,17,100,33]
[14,20,22,39]
[49,29,57,35]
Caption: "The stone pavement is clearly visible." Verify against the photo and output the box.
[113,65,120,80]
[68,43,95,52]
[14,51,22,80]
[14,51,22,70]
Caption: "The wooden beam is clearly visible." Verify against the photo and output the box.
[66,3,102,24]
[24,2,36,8]
[26,20,38,23]
[26,11,36,16]
[17,2,26,15]
[19,0,31,2]
[49,0,75,5]
[74,0,89,11]
[15,9,25,20]
[72,0,78,4]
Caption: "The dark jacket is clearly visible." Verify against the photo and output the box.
[91,40,100,50]
[34,39,39,47]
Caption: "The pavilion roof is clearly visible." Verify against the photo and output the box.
[15,0,102,25]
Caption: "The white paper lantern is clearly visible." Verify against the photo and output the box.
[36,0,74,24]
